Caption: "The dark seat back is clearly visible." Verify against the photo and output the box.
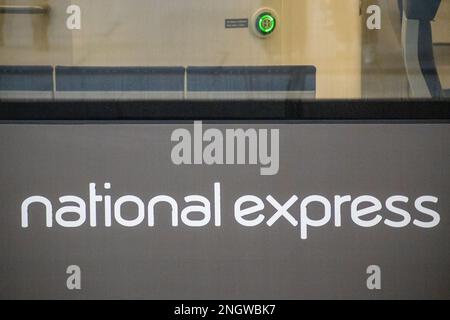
[55,66,185,100]
[186,65,316,100]
[0,65,53,100]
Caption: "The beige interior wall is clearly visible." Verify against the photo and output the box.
[361,0,409,99]
[0,0,362,98]
[432,0,450,43]
[0,0,72,65]
[71,0,361,98]
[71,0,283,67]
[282,0,361,98]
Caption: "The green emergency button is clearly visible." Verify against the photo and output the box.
[256,12,276,35]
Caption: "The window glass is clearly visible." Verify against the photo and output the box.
[0,0,449,101]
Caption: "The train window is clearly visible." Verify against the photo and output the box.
[0,0,449,101]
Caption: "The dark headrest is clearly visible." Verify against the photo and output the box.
[403,0,441,21]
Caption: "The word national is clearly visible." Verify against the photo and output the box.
[21,182,441,240]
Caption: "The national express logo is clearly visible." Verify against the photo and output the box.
[20,123,441,239]
[20,182,440,239]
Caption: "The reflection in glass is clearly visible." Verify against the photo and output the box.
[0,0,449,101]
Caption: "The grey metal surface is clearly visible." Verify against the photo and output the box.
[0,123,449,299]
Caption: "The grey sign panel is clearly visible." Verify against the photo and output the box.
[0,123,449,299]
[225,18,249,29]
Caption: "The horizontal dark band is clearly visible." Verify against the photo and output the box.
[0,99,448,121]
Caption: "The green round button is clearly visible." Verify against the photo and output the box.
[257,13,276,35]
